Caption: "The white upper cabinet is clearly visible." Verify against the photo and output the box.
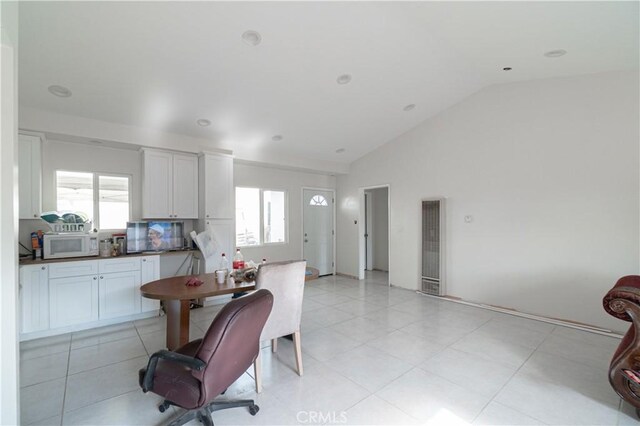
[18,133,43,219]
[173,154,199,219]
[199,153,234,220]
[142,149,198,219]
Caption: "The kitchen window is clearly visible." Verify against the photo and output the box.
[56,170,131,230]
[235,187,287,247]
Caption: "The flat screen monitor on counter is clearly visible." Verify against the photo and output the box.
[126,221,185,253]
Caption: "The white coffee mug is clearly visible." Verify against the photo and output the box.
[215,270,225,284]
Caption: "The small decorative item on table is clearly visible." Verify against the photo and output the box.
[241,268,257,282]
[185,277,204,287]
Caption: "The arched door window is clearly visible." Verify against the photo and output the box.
[309,195,328,207]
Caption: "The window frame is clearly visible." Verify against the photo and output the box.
[235,186,288,248]
[55,170,132,232]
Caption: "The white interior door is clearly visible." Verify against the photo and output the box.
[303,189,334,276]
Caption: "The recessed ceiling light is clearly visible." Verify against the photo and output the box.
[48,85,72,97]
[335,148,346,154]
[271,135,283,142]
[502,67,512,71]
[241,30,262,46]
[403,104,416,112]
[336,74,352,85]
[196,119,211,127]
[544,49,567,58]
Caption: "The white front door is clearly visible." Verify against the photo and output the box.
[303,189,334,276]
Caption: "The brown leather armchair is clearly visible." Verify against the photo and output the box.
[139,289,274,426]
[603,275,640,416]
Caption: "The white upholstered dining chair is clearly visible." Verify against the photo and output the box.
[252,260,306,393]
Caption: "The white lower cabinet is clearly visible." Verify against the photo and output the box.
[50,275,99,328]
[99,270,142,319]
[20,265,49,333]
[140,256,160,312]
[20,255,162,338]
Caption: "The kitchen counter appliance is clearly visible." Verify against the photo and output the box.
[43,232,99,259]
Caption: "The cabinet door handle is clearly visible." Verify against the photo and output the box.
[100,276,103,279]
[33,214,38,218]
[41,266,46,270]
[142,259,146,262]
[93,277,97,280]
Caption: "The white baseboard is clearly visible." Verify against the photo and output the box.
[336,272,359,280]
[20,310,159,342]
[417,291,623,339]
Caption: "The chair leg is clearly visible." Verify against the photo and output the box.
[169,399,259,426]
[167,409,199,426]
[208,399,257,414]
[254,351,263,393]
[197,409,214,426]
[271,338,278,353]
[293,330,303,376]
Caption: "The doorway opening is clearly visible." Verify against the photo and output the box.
[359,185,390,285]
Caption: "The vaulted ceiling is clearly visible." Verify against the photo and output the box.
[18,1,639,168]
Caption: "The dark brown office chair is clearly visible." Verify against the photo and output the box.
[603,275,640,418]
[139,289,274,426]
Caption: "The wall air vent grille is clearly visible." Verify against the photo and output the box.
[420,199,445,296]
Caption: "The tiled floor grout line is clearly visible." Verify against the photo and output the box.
[58,340,72,426]
[468,325,561,425]
[22,273,629,424]
[133,323,150,356]
[64,354,149,381]
[314,277,542,424]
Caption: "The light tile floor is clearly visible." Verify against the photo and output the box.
[20,271,637,425]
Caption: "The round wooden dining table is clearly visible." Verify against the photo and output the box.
[141,273,255,350]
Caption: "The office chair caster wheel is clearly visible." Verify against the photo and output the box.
[249,405,259,416]
[158,402,170,413]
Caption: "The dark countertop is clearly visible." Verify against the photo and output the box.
[19,248,197,265]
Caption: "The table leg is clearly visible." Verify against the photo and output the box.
[165,299,190,351]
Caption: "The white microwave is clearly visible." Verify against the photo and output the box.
[43,233,99,259]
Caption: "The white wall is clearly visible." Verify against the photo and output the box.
[20,106,349,175]
[337,71,640,332]
[234,162,336,264]
[370,187,389,271]
[18,138,200,249]
[42,139,143,217]
[18,139,143,246]
[0,1,20,422]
